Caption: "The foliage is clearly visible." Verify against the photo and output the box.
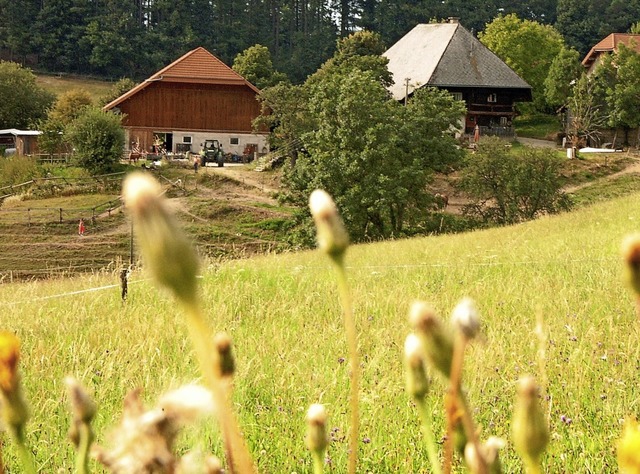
[307,30,393,88]
[0,156,39,188]
[0,61,55,129]
[232,44,289,89]
[66,107,125,174]
[543,46,583,110]
[479,14,564,110]
[605,43,640,134]
[459,137,571,224]
[48,89,94,125]
[283,70,464,242]
[98,78,137,107]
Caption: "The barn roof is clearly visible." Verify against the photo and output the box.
[582,33,640,68]
[383,22,531,101]
[103,47,260,110]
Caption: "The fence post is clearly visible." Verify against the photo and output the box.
[60,208,63,223]
[92,208,96,225]
[28,208,31,227]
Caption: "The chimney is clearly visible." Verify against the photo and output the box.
[448,17,459,23]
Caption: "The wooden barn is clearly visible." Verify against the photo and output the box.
[383,19,532,137]
[103,47,268,158]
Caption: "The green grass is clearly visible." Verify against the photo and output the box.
[35,74,114,100]
[1,192,639,472]
[570,173,640,206]
[515,113,561,140]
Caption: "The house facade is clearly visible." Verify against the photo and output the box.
[103,47,268,158]
[383,19,532,137]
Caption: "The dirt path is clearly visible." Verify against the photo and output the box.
[201,164,279,195]
[564,155,640,193]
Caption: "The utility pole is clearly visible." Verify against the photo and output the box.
[404,77,410,105]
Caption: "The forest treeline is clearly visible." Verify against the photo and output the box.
[0,0,639,84]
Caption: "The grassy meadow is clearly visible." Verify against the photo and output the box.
[1,190,639,472]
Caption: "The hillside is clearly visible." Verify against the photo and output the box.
[0,189,639,472]
[0,165,291,281]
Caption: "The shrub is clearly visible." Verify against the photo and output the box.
[458,137,571,224]
[67,107,125,175]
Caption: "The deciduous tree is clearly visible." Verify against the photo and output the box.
[67,107,125,174]
[479,14,564,110]
[459,137,570,224]
[0,61,54,129]
[232,45,289,89]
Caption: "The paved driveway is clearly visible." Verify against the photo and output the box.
[516,137,558,148]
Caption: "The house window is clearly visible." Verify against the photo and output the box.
[500,117,508,126]
[230,137,239,145]
[183,136,192,144]
[452,92,463,101]
[487,93,497,103]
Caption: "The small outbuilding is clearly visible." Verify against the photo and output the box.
[383,19,532,137]
[0,129,41,156]
[103,47,268,158]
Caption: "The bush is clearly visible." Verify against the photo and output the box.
[458,137,571,224]
[67,107,125,175]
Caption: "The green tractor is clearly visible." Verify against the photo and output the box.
[201,139,224,167]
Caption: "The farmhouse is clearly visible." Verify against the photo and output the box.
[0,128,41,156]
[383,19,532,137]
[582,33,640,74]
[103,47,268,158]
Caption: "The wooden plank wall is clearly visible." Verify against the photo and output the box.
[119,82,261,132]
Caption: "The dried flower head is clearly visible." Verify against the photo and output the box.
[464,436,505,474]
[512,376,549,467]
[451,297,480,339]
[309,189,349,262]
[306,403,328,455]
[122,172,200,306]
[409,301,454,378]
[93,385,215,473]
[618,418,640,473]
[403,334,430,400]
[65,377,97,424]
[622,234,640,296]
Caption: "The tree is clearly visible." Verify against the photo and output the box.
[67,107,125,174]
[98,78,137,107]
[479,14,564,110]
[232,45,289,89]
[0,61,55,129]
[48,89,94,125]
[459,137,570,224]
[283,69,464,242]
[544,47,583,110]
[566,74,609,146]
[605,43,640,144]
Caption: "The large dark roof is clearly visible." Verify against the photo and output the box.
[384,22,531,100]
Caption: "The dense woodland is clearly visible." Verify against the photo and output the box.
[1,0,639,83]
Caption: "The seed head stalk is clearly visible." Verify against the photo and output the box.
[333,257,360,474]
[415,398,443,474]
[446,333,487,474]
[308,190,359,474]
